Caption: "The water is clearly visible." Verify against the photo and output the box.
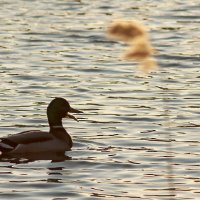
[0,0,199,199]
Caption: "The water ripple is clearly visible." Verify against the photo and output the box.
[0,0,199,199]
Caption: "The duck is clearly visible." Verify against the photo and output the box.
[0,97,83,155]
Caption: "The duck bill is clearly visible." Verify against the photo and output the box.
[69,107,83,114]
[66,107,83,122]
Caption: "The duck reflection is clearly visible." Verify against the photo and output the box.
[0,151,71,164]
[46,167,64,183]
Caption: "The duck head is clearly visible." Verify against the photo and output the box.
[47,97,82,127]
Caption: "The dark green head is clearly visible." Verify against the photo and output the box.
[47,97,82,126]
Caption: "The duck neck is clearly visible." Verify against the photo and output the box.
[48,116,64,130]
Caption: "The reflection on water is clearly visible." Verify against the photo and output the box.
[0,152,71,164]
[0,0,200,199]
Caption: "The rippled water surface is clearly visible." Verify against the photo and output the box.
[0,0,200,199]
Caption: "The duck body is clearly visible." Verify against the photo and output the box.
[0,98,82,155]
[0,128,72,154]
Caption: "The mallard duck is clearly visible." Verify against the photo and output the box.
[0,97,82,155]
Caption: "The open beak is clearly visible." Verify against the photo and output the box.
[66,107,83,122]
